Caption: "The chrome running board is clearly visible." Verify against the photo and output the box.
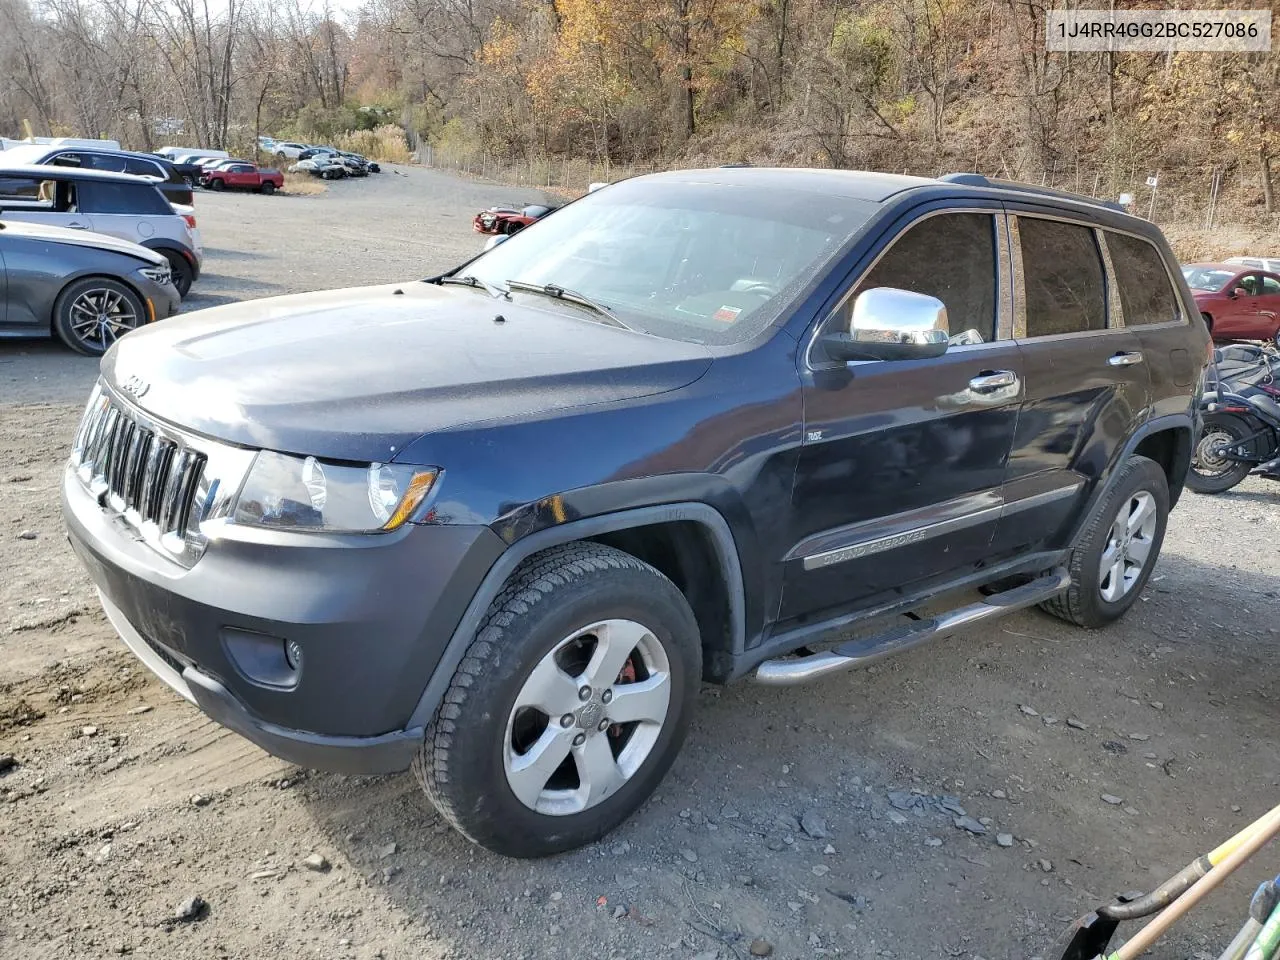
[753,567,1071,686]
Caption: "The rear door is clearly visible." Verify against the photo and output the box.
[1104,229,1203,410]
[781,205,1024,621]
[992,211,1150,556]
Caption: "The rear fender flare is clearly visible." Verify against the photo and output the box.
[405,503,745,729]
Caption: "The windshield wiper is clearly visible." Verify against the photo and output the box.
[506,280,633,330]
[438,274,510,299]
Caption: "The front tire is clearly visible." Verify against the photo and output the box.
[52,277,146,356]
[1041,455,1169,628]
[208,178,224,191]
[413,542,701,858]
[1187,415,1257,494]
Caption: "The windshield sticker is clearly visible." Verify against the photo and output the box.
[712,305,742,323]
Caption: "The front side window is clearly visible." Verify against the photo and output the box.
[1018,217,1106,337]
[849,212,997,341]
[0,175,43,202]
[1107,232,1181,326]
[464,179,877,345]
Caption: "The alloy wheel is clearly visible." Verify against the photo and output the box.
[1098,490,1158,603]
[67,288,139,351]
[503,618,671,816]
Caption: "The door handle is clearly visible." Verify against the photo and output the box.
[1108,351,1145,366]
[968,370,1019,392]
[67,221,89,229]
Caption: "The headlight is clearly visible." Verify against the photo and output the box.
[141,264,172,285]
[232,451,438,533]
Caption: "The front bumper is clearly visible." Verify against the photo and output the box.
[137,275,181,321]
[63,465,505,773]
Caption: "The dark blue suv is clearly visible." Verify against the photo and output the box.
[62,167,1208,857]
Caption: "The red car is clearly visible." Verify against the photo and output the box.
[203,162,284,195]
[1183,261,1280,345]
[472,203,557,235]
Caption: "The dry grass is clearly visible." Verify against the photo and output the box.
[281,172,327,196]
[335,126,412,164]
[1164,222,1279,263]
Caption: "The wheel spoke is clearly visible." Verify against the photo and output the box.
[606,673,670,725]
[1099,539,1121,571]
[506,726,575,809]
[514,654,581,716]
[1126,535,1153,568]
[1101,558,1125,602]
[574,734,625,807]
[1126,494,1155,535]
[582,619,651,689]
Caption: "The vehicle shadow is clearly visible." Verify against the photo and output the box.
[202,247,268,262]
[292,549,1280,959]
[1198,487,1279,506]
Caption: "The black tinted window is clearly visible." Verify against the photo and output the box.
[123,157,161,178]
[0,175,42,200]
[82,153,127,173]
[76,181,170,215]
[854,212,997,340]
[1107,233,1181,326]
[1019,218,1106,336]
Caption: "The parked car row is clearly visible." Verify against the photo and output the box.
[255,137,382,180]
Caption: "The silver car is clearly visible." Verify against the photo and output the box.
[0,164,202,297]
[0,217,179,355]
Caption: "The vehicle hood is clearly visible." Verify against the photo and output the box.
[101,281,714,462]
[0,219,165,265]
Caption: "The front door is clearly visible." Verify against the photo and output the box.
[993,210,1151,557]
[781,207,1023,622]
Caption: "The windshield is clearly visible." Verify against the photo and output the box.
[460,178,877,344]
[1181,266,1236,291]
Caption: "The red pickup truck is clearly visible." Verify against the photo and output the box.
[203,162,284,194]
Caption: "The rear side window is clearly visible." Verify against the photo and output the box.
[76,181,171,215]
[1264,275,1280,295]
[853,212,997,340]
[82,153,127,174]
[1106,232,1181,326]
[123,157,162,179]
[1018,218,1106,337]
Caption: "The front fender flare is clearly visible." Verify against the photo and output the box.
[406,503,745,730]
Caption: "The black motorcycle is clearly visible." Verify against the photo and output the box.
[1189,343,1280,493]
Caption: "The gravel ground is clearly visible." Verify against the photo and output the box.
[3,166,1280,960]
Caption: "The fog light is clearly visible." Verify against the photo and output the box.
[285,639,304,672]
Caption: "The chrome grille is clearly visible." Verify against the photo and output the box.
[72,386,206,545]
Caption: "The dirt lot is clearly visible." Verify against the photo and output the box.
[3,166,1280,960]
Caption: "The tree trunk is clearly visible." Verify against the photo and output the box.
[680,64,694,138]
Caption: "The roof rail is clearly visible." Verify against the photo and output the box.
[938,172,1126,213]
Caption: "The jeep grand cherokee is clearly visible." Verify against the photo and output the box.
[62,168,1208,857]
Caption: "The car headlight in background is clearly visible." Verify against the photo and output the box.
[232,451,438,533]
[140,264,173,286]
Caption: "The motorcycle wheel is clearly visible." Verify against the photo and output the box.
[1188,414,1257,494]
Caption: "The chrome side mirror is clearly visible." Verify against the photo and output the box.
[822,287,950,362]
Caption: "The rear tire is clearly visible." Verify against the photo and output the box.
[1187,414,1257,494]
[52,277,146,357]
[413,542,701,858]
[161,251,193,298]
[1040,455,1169,628]
[260,181,276,195]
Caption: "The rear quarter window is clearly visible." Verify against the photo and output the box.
[1106,232,1182,326]
[1018,217,1107,337]
[77,181,172,216]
